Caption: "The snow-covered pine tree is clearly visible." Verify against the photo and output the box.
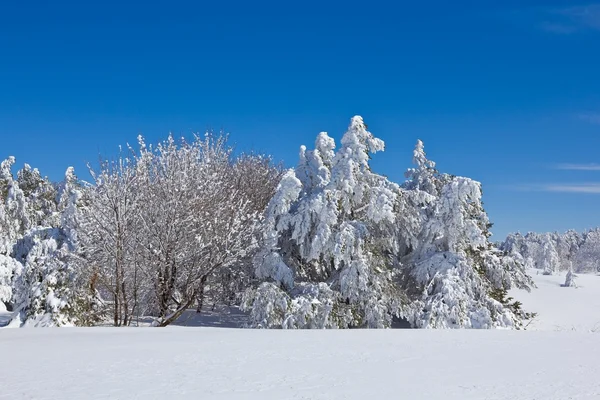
[246,118,534,329]
[10,167,98,327]
[17,164,58,228]
[0,157,30,244]
[501,230,586,274]
[541,241,559,275]
[574,229,600,273]
[244,116,406,329]
[563,262,577,288]
[404,139,441,196]
[403,142,533,329]
[0,157,31,312]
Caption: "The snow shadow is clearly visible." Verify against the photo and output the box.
[171,305,249,328]
[0,312,12,328]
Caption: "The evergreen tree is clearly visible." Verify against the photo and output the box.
[246,119,533,329]
[245,116,404,328]
[0,157,30,311]
[10,167,97,326]
[564,263,577,288]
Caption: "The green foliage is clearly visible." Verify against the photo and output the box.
[489,287,537,329]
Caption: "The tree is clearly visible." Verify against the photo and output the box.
[405,169,533,329]
[500,230,584,275]
[404,139,440,195]
[79,154,143,327]
[17,164,58,227]
[0,157,30,311]
[9,167,98,327]
[541,242,559,275]
[245,117,409,329]
[244,118,533,330]
[209,152,282,307]
[79,133,275,327]
[563,263,577,288]
[574,229,600,273]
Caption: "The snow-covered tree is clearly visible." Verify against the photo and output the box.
[210,152,283,307]
[0,254,19,311]
[79,133,275,327]
[501,230,590,275]
[404,139,441,195]
[541,242,560,275]
[563,263,578,288]
[574,229,600,273]
[0,157,30,311]
[79,152,144,327]
[17,164,58,227]
[11,228,75,326]
[246,119,534,330]
[0,157,30,245]
[245,117,405,329]
[404,166,533,329]
[9,167,98,327]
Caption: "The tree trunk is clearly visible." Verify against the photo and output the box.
[121,280,129,327]
[196,275,208,313]
[157,293,197,327]
[113,293,119,327]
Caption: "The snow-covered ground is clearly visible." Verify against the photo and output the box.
[2,328,600,399]
[2,271,600,400]
[510,270,600,332]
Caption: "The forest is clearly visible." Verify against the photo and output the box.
[1,116,592,329]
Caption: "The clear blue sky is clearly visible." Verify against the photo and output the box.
[1,1,599,239]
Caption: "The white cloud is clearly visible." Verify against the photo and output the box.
[539,4,600,34]
[559,4,600,30]
[556,163,600,171]
[508,183,600,193]
[578,113,600,125]
[539,21,578,34]
[544,183,600,193]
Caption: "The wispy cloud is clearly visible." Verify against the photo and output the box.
[509,183,600,193]
[559,4,600,29]
[555,163,600,171]
[544,183,600,193]
[539,21,578,34]
[578,112,600,125]
[538,4,600,34]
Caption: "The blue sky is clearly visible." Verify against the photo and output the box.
[1,1,599,239]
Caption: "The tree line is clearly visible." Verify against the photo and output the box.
[1,117,536,328]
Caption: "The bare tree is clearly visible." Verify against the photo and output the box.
[133,134,270,326]
[207,152,283,307]
[79,133,282,327]
[79,155,143,326]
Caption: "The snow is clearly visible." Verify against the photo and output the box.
[2,271,600,399]
[510,270,600,332]
[0,310,10,327]
[1,328,599,399]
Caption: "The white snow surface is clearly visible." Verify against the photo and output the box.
[509,270,600,332]
[2,271,600,399]
[1,328,600,400]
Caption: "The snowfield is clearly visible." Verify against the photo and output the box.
[2,271,600,400]
[2,328,600,400]
[509,270,600,332]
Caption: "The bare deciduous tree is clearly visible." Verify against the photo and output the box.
[80,133,282,327]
